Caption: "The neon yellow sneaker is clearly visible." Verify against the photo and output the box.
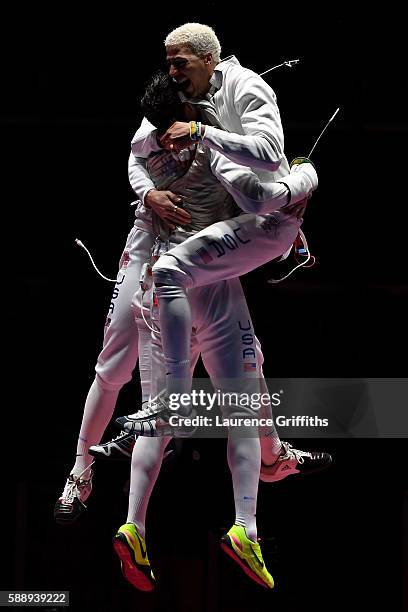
[220,525,274,589]
[113,523,156,591]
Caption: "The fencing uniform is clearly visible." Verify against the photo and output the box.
[128,55,315,292]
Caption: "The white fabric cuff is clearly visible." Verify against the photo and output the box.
[278,166,318,204]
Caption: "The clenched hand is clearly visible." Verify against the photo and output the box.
[160,121,206,154]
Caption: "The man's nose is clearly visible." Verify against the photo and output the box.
[168,64,178,77]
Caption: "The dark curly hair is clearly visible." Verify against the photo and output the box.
[140,71,184,131]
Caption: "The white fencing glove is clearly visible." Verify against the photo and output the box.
[278,157,318,205]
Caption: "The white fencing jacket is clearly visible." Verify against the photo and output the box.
[127,56,315,212]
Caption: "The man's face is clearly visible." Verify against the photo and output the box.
[166,45,214,98]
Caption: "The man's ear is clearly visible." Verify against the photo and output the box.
[204,52,213,65]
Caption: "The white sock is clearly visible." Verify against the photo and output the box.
[71,378,120,478]
[126,436,171,538]
[258,376,283,465]
[155,284,191,413]
[136,306,152,403]
[227,436,261,542]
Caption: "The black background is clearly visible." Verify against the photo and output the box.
[4,4,407,611]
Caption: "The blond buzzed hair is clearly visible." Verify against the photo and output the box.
[165,23,221,63]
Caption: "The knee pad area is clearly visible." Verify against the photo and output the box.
[95,373,125,392]
[152,255,191,289]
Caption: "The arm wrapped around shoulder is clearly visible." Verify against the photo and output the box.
[278,157,318,205]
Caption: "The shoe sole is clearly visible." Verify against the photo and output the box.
[260,456,333,483]
[113,534,155,592]
[116,417,197,439]
[54,500,87,525]
[88,449,133,461]
[89,448,175,463]
[220,535,273,589]
[259,468,298,483]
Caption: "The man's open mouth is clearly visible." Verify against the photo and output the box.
[176,78,191,92]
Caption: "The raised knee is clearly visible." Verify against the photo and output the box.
[152,258,185,287]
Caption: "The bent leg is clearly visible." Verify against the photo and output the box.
[72,226,154,476]
[152,212,301,290]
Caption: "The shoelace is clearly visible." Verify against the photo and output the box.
[129,393,168,419]
[136,404,159,418]
[280,442,312,464]
[60,462,95,503]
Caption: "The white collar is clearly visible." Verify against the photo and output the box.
[207,56,241,96]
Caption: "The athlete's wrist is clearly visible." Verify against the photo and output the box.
[144,189,157,207]
[189,121,206,141]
